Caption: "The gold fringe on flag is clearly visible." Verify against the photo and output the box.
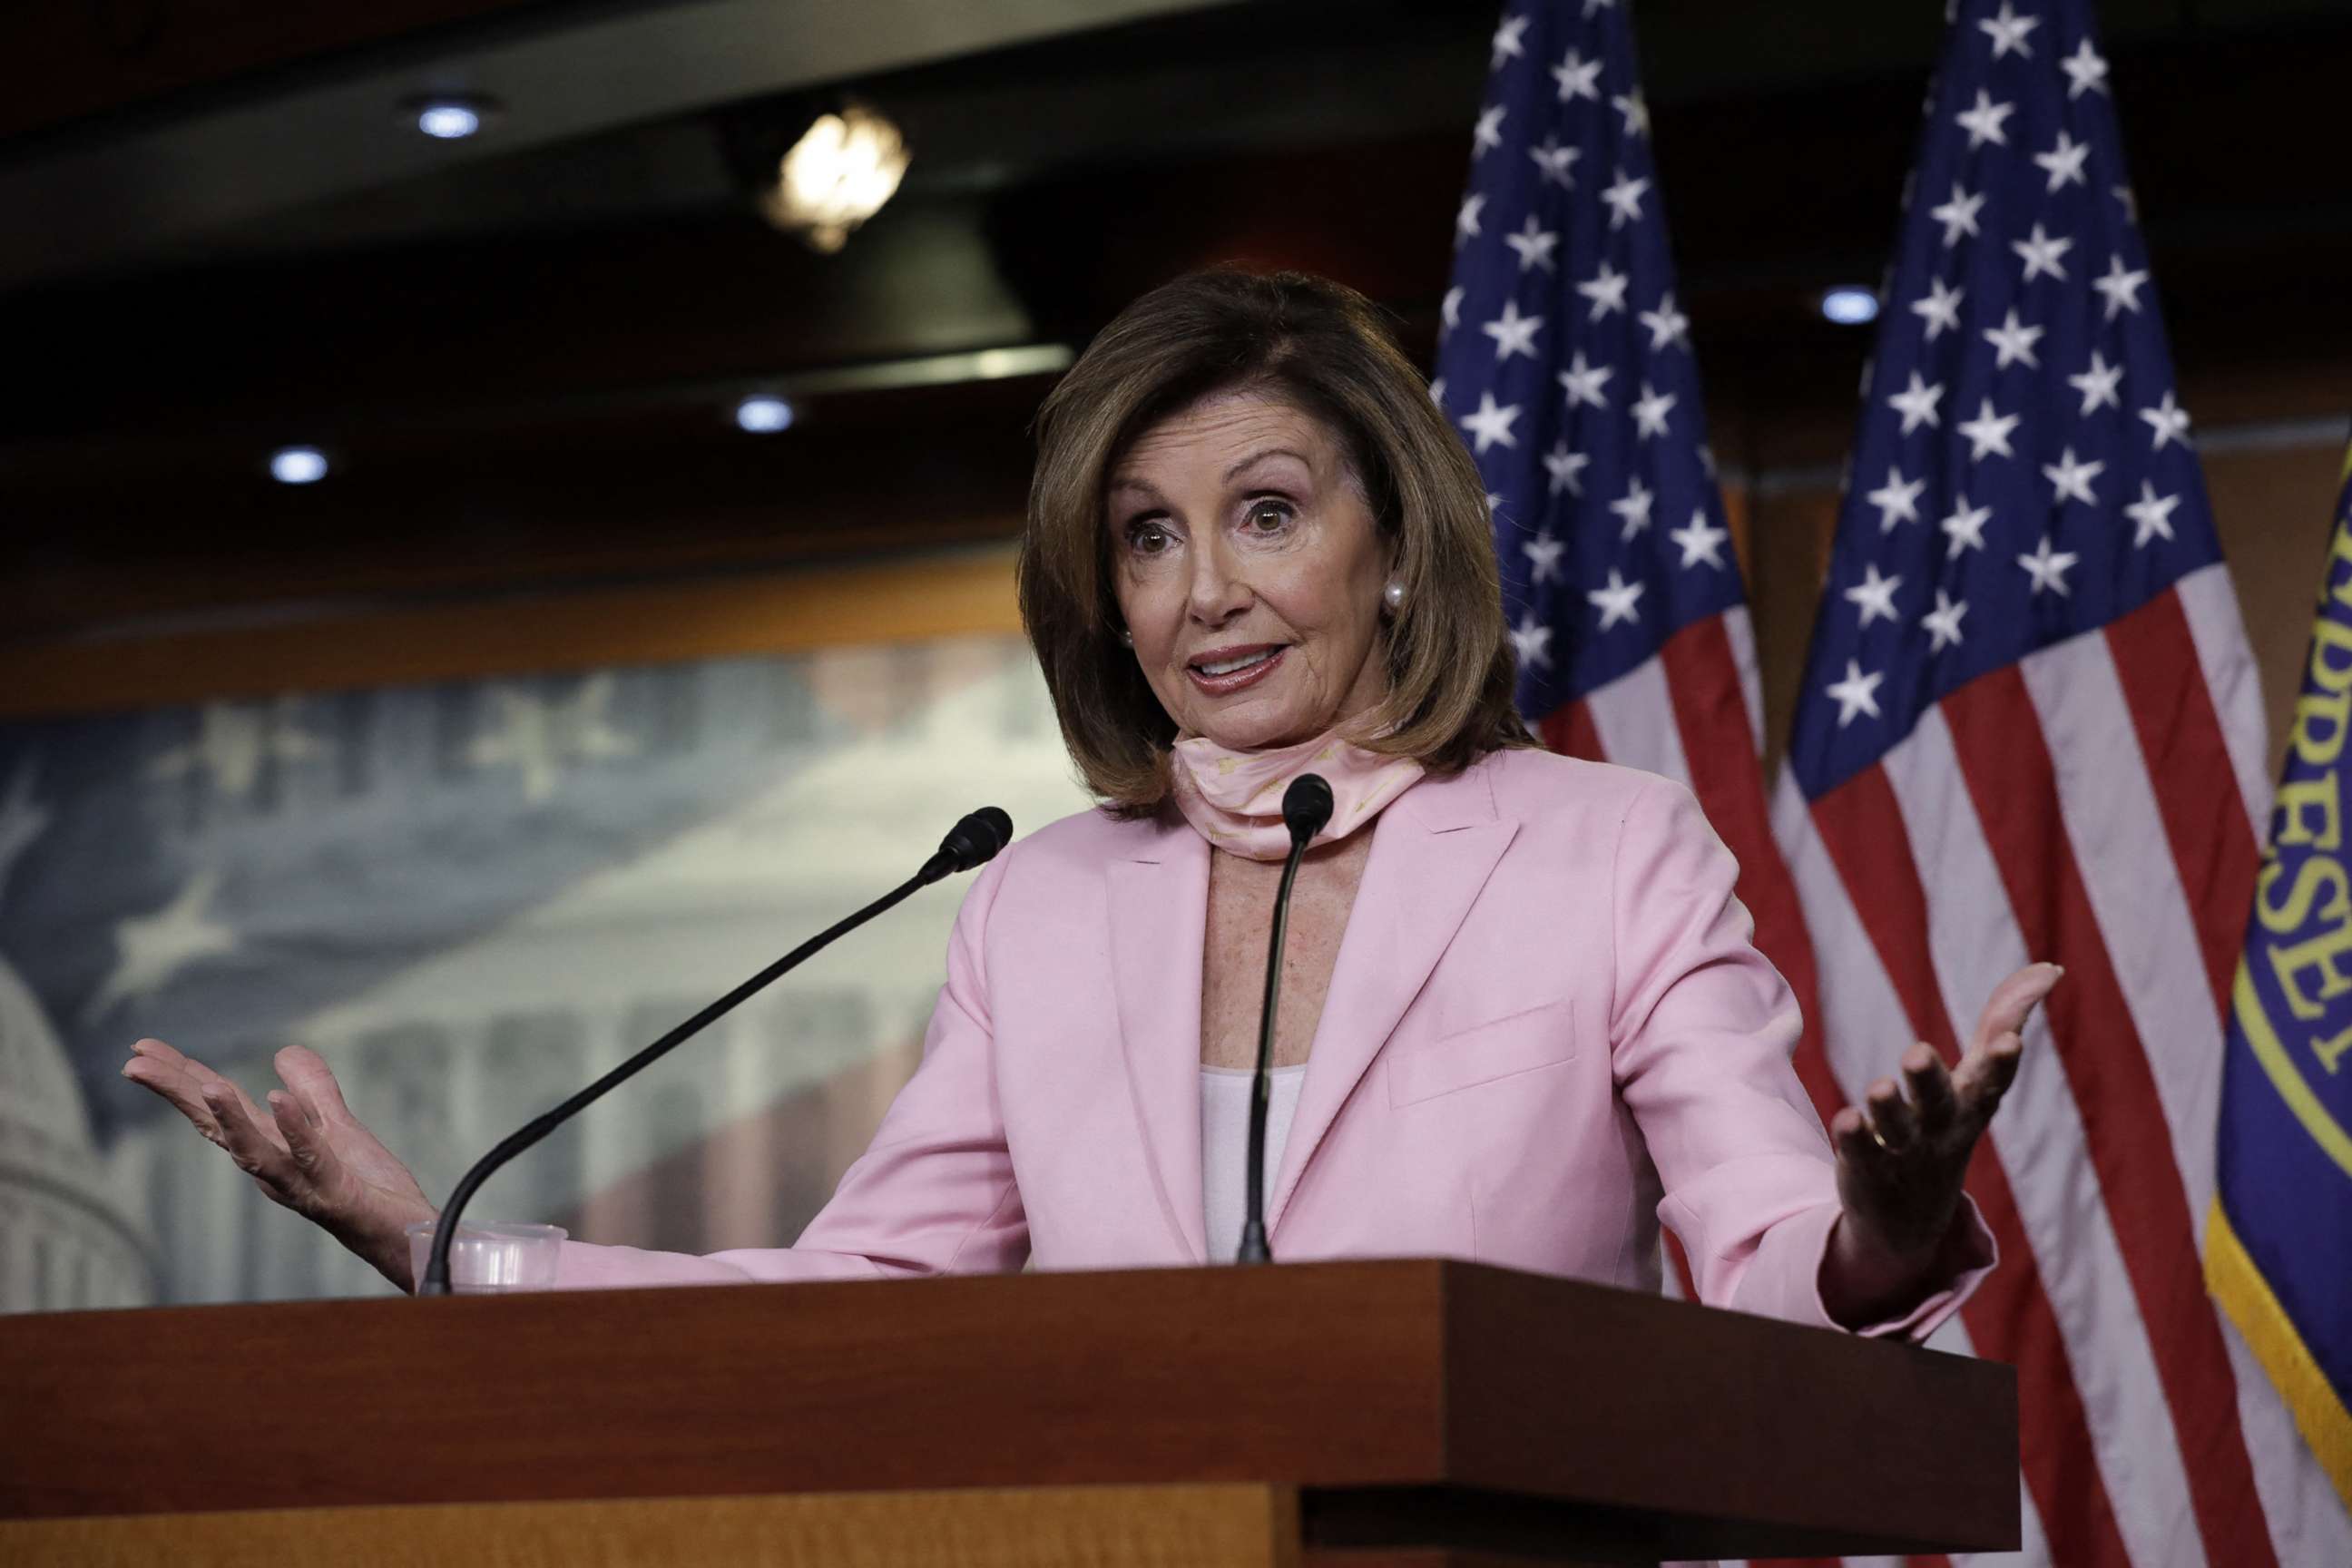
[2207,1196,2352,1510]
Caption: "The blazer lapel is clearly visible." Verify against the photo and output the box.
[1267,760,1518,1238]
[1105,819,1212,1264]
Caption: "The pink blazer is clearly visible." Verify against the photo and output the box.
[558,747,1993,1338]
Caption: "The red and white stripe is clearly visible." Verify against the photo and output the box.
[1544,610,1824,1083]
[1769,564,2351,1567]
[1539,604,1833,1308]
[1547,574,2347,1565]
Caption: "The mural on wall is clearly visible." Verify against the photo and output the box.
[0,632,1094,1311]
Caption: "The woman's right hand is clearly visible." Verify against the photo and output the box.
[122,1037,436,1292]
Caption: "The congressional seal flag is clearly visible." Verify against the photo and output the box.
[1432,3,1835,1168]
[1773,2,2350,1564]
[2208,444,2352,1513]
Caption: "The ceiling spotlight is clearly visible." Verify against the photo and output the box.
[402,94,502,141]
[758,102,909,253]
[270,446,329,485]
[1818,286,1879,326]
[735,396,796,433]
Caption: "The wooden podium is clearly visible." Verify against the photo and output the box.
[0,1259,2015,1567]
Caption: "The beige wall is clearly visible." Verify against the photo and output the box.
[2203,436,2352,778]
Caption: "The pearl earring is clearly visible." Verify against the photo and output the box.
[1382,579,1405,612]
[1117,627,1134,647]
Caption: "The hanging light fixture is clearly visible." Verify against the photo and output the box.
[757,101,910,254]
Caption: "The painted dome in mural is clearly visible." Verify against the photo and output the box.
[0,955,153,1311]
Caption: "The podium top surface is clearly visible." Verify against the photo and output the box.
[0,1258,2014,1557]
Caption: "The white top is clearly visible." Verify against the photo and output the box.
[1200,1063,1309,1264]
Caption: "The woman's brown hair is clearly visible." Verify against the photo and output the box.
[1020,266,1536,815]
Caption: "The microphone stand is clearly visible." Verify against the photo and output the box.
[419,808,1011,1296]
[1236,775,1333,1265]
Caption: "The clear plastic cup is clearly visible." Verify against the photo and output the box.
[406,1220,565,1294]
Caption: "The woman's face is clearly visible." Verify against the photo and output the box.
[1107,389,1396,752]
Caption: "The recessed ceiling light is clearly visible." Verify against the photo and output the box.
[418,104,480,139]
[270,446,329,485]
[735,396,795,433]
[1818,286,1879,325]
[402,94,502,141]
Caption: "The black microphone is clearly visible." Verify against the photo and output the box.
[418,806,1015,1296]
[1236,773,1334,1264]
[921,806,1014,885]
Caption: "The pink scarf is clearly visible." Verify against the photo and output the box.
[1166,726,1425,860]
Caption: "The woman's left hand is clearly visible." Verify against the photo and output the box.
[1823,962,2063,1318]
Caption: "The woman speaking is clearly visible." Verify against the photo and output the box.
[122,269,2053,1334]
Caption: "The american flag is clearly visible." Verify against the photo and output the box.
[1431,0,1833,1270]
[1775,2,2351,1565]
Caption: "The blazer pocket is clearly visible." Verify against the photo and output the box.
[1387,998,1577,1108]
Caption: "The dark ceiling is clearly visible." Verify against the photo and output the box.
[3,0,2347,643]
